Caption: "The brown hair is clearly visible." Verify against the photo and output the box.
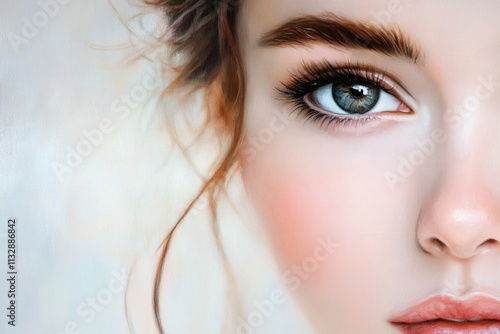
[143,0,243,333]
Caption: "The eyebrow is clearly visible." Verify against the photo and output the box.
[258,13,422,63]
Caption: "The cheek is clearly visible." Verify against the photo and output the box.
[240,137,392,323]
[240,128,402,280]
[248,159,347,266]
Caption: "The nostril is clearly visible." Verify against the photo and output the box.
[430,237,447,252]
[421,236,500,258]
[480,239,499,248]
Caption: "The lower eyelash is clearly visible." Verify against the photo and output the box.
[293,107,382,130]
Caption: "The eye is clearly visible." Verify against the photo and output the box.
[276,60,415,132]
[307,79,405,115]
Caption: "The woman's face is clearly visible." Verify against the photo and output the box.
[238,0,500,332]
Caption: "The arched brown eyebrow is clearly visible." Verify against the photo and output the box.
[258,13,422,64]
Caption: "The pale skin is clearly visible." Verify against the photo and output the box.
[236,0,500,332]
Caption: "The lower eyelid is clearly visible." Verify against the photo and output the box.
[296,110,414,136]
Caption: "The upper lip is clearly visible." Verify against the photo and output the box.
[390,294,500,324]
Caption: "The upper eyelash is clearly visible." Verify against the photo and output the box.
[276,59,394,107]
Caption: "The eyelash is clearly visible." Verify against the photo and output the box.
[276,60,403,130]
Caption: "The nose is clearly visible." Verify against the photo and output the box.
[417,165,500,259]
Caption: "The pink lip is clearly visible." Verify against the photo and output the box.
[390,294,500,334]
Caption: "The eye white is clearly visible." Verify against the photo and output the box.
[311,83,402,115]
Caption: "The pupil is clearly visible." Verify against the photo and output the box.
[332,81,380,114]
